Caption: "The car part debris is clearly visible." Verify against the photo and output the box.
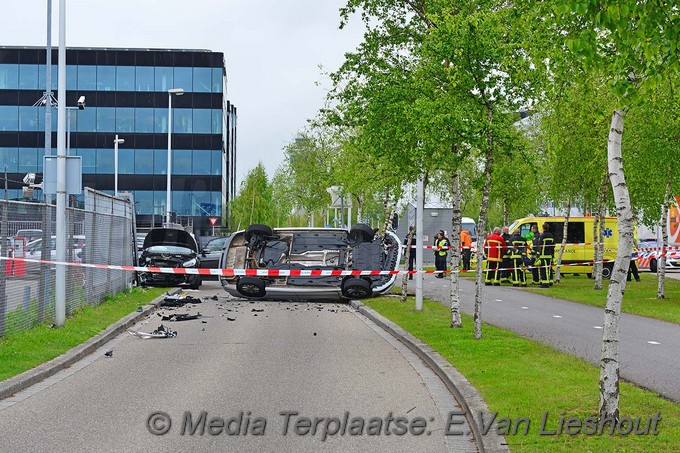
[104,349,113,357]
[159,295,203,308]
[227,316,236,321]
[128,324,177,339]
[251,308,264,312]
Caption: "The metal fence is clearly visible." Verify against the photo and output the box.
[0,188,136,338]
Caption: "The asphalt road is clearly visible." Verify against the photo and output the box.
[0,281,474,453]
[414,274,680,402]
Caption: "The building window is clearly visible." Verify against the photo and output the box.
[19,64,39,90]
[211,67,223,93]
[38,65,58,90]
[212,109,222,134]
[19,106,39,131]
[133,190,153,214]
[136,66,154,92]
[192,67,211,93]
[96,148,114,173]
[74,148,96,173]
[154,108,168,134]
[211,150,221,175]
[192,149,211,175]
[173,108,193,133]
[0,106,18,131]
[153,149,168,175]
[18,148,38,173]
[0,147,18,172]
[134,149,154,174]
[115,107,135,132]
[96,107,115,132]
[118,148,135,174]
[193,108,211,134]
[97,66,116,91]
[0,64,19,89]
[78,65,97,90]
[134,108,154,133]
[116,66,135,91]
[155,67,173,92]
[173,67,192,92]
[172,149,192,175]
[66,65,77,90]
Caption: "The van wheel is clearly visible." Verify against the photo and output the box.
[349,224,375,243]
[245,224,273,241]
[602,263,614,279]
[650,259,658,273]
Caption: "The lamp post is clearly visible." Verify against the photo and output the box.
[113,135,125,196]
[66,96,85,156]
[166,88,184,225]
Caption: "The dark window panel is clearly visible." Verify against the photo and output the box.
[173,93,192,108]
[64,49,75,65]
[193,53,212,67]
[154,52,173,67]
[153,91,168,107]
[135,51,154,66]
[17,132,39,147]
[0,132,17,146]
[192,135,210,149]
[115,92,136,108]
[116,50,136,66]
[96,91,117,106]
[133,134,155,149]
[20,49,42,64]
[76,50,96,65]
[210,93,222,109]
[18,91,41,105]
[0,50,19,64]
[174,52,193,66]
[210,53,224,67]
[96,51,116,65]
[135,91,155,108]
[73,133,97,148]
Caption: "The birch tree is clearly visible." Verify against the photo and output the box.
[549,0,680,420]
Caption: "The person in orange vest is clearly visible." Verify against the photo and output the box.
[460,229,472,271]
[483,227,506,285]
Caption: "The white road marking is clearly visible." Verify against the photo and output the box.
[647,341,661,345]
[521,306,529,310]
[593,326,603,329]
[553,315,562,318]
[494,299,502,302]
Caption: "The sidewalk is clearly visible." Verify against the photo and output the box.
[408,274,680,402]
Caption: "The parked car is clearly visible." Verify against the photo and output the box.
[219,223,402,301]
[636,239,680,272]
[15,229,43,243]
[24,235,86,262]
[137,228,202,290]
[200,236,229,276]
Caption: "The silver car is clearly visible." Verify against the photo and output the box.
[219,223,402,301]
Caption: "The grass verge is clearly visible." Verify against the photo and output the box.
[365,297,680,452]
[0,286,168,381]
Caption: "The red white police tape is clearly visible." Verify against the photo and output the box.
[0,256,617,276]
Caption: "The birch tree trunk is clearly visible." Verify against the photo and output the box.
[356,195,364,224]
[474,109,494,340]
[658,175,672,299]
[381,192,391,234]
[502,195,509,227]
[450,169,462,328]
[594,174,608,290]
[600,109,633,421]
[555,198,571,284]
[401,226,415,303]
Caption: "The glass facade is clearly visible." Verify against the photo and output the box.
[0,47,235,233]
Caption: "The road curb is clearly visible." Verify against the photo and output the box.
[350,300,508,453]
[0,288,179,401]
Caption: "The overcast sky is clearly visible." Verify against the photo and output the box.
[0,0,365,185]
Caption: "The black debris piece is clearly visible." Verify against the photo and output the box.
[313,332,317,336]
[153,324,177,337]
[251,308,264,312]
[202,328,205,331]
[159,295,203,308]
[227,316,237,321]
[169,313,202,322]
[104,349,113,357]
[253,314,258,317]
[201,320,207,324]
[136,307,143,312]
[211,295,219,300]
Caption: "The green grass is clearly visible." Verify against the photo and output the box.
[365,297,680,452]
[0,286,168,381]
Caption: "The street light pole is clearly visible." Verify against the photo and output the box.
[113,135,125,196]
[166,88,184,225]
[55,0,66,327]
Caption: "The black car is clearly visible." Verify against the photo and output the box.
[137,228,202,290]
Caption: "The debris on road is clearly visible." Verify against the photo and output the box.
[211,295,219,300]
[104,349,113,357]
[159,294,203,308]
[251,308,264,312]
[161,312,203,322]
[227,316,237,321]
[128,324,177,339]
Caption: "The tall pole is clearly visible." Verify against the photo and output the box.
[45,0,52,159]
[55,0,66,327]
[166,93,173,225]
[416,177,424,311]
[66,108,70,155]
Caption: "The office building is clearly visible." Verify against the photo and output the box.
[0,46,237,234]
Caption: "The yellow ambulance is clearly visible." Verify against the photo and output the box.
[508,216,620,278]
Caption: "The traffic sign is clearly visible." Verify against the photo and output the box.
[208,217,219,226]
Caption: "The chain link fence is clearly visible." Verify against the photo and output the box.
[0,188,135,338]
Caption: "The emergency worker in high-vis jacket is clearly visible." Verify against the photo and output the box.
[433,230,450,278]
[537,223,555,288]
[508,229,528,286]
[483,227,506,285]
